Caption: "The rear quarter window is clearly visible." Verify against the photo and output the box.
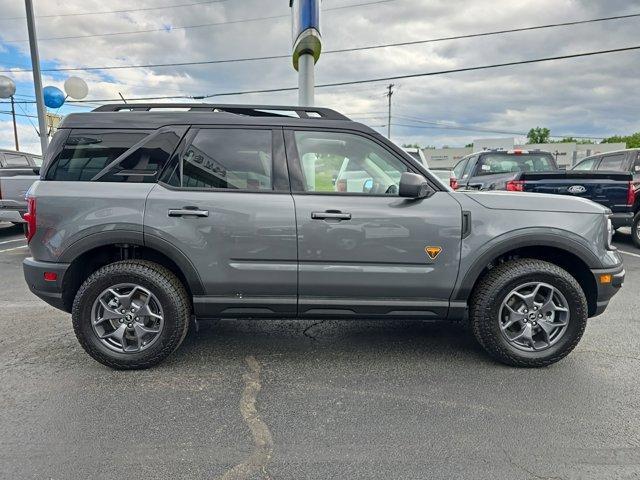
[597,153,625,171]
[45,128,183,182]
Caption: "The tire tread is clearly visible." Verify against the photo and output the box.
[470,258,587,368]
[72,260,190,370]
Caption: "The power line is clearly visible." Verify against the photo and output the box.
[0,0,228,21]
[327,12,640,55]
[391,123,605,140]
[2,44,639,104]
[1,11,638,73]
[1,0,398,43]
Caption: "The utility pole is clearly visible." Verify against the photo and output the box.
[25,0,48,155]
[10,95,19,151]
[386,84,394,139]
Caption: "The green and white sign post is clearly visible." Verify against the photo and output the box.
[290,0,322,106]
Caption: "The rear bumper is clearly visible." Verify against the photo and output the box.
[0,207,25,223]
[591,263,625,317]
[23,257,70,312]
[610,212,634,229]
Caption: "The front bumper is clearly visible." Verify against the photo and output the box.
[23,257,71,312]
[610,212,634,229]
[591,263,625,317]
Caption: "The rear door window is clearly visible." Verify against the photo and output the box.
[165,128,273,191]
[597,153,626,171]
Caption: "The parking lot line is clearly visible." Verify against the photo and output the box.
[0,245,28,254]
[0,238,26,246]
[619,249,640,259]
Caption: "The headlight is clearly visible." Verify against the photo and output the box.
[605,215,614,250]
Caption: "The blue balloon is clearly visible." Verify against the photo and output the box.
[43,86,65,108]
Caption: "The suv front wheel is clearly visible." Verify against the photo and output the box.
[470,258,588,367]
[72,260,190,369]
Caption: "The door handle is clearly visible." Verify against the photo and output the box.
[168,208,209,218]
[311,211,352,221]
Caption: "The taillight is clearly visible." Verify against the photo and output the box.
[450,177,459,190]
[506,180,525,192]
[627,181,636,206]
[23,196,36,243]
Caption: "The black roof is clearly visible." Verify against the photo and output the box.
[61,103,370,131]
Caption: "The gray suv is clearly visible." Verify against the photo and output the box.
[22,104,624,369]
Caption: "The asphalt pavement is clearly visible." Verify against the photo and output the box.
[1,222,639,480]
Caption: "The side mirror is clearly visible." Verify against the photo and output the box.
[399,172,434,198]
[363,178,374,193]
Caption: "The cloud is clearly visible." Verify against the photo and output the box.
[0,0,639,151]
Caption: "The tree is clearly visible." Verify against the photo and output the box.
[402,143,421,149]
[527,127,550,144]
[602,132,640,148]
[465,143,473,148]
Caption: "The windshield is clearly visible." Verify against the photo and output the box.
[476,153,555,176]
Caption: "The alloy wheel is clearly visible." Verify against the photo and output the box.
[91,283,164,353]
[498,282,570,352]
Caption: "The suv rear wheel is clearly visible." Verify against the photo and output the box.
[470,258,587,367]
[632,213,640,249]
[72,260,190,369]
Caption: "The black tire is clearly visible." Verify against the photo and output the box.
[632,213,640,249]
[470,258,588,368]
[72,260,190,370]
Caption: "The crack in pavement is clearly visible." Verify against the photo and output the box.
[216,356,273,480]
[303,320,327,340]
[502,448,566,480]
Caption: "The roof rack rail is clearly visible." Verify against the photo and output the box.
[91,103,350,120]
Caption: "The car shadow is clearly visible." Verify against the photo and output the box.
[166,318,498,370]
[0,222,24,239]
[613,228,636,250]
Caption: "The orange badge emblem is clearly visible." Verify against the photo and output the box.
[425,246,442,260]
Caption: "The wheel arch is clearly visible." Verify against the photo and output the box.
[453,231,600,317]
[59,231,204,312]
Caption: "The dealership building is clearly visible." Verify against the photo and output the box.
[422,138,626,169]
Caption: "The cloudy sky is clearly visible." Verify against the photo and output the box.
[1,0,639,154]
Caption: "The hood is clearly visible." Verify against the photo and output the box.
[462,191,608,214]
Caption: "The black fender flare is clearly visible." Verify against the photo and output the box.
[59,230,205,295]
[451,227,601,303]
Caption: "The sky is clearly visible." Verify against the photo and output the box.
[0,0,639,155]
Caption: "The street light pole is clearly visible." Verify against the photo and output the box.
[10,95,19,151]
[298,53,315,106]
[291,0,322,107]
[24,0,48,155]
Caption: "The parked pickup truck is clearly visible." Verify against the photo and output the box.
[571,148,640,247]
[0,149,41,225]
[508,170,634,231]
[452,148,558,191]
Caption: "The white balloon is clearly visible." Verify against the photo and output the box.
[64,76,88,99]
[0,75,16,98]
